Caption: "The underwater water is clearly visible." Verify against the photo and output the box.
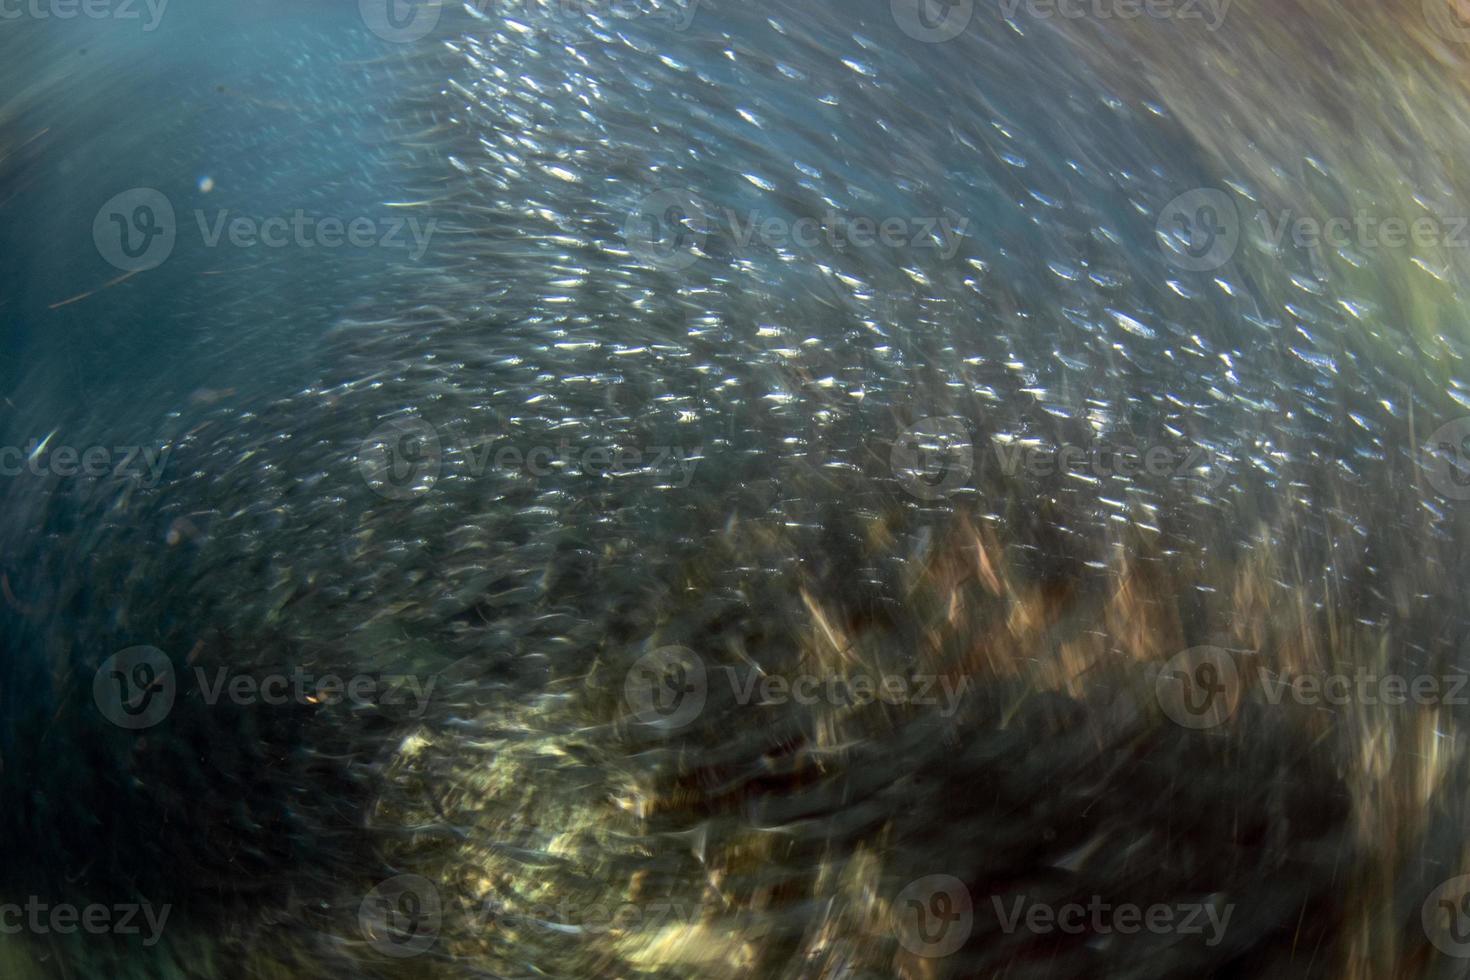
[4,0,1470,977]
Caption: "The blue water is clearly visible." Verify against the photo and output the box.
[3,1,413,433]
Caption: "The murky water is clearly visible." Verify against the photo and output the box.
[4,1,1470,977]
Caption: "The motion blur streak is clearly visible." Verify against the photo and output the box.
[2,1,1470,978]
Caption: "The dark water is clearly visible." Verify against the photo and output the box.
[4,1,1470,978]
